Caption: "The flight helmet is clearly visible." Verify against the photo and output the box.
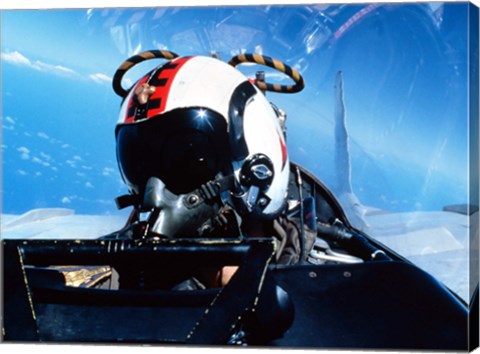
[112,50,304,237]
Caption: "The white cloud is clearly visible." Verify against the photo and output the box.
[32,156,51,167]
[39,152,52,161]
[4,116,15,125]
[89,73,112,84]
[85,181,94,189]
[1,51,79,78]
[17,169,27,176]
[34,61,77,76]
[61,195,78,204]
[61,196,71,204]
[1,51,31,66]
[17,146,30,160]
[37,132,50,140]
[32,156,43,164]
[102,167,115,176]
[3,116,16,130]
[17,146,30,154]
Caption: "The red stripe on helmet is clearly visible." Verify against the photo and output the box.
[146,56,192,118]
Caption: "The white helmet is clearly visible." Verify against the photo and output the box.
[113,50,304,237]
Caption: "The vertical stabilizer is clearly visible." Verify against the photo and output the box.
[334,71,353,195]
[333,70,368,229]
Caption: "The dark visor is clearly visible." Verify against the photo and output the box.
[116,108,230,195]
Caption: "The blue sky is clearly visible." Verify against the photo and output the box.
[2,10,120,77]
[1,3,473,215]
[2,10,123,214]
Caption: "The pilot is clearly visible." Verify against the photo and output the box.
[108,52,316,289]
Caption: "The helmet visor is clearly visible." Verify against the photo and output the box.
[116,108,229,195]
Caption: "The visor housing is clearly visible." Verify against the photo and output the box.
[116,108,230,196]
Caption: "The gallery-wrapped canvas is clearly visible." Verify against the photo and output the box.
[2,1,479,351]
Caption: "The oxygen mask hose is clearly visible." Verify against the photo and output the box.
[316,222,391,261]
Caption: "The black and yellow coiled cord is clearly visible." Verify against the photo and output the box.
[112,50,305,98]
[228,53,305,94]
[112,49,179,98]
